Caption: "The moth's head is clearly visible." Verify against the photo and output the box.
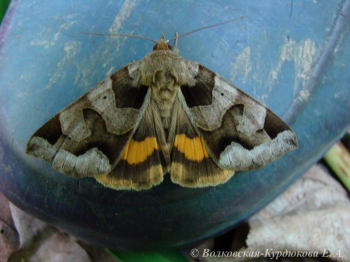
[153,33,172,51]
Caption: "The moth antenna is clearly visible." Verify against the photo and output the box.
[174,32,179,53]
[78,32,158,44]
[167,16,244,43]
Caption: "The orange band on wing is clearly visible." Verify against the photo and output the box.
[174,134,209,161]
[121,137,160,165]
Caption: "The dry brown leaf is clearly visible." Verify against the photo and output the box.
[9,203,48,248]
[0,192,20,262]
[0,192,16,229]
[7,204,92,262]
[244,164,350,261]
[28,231,92,262]
[199,164,350,262]
[7,203,118,262]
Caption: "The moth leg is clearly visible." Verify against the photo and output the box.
[174,32,179,53]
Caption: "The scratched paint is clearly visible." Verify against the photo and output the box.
[229,46,252,84]
[29,22,76,49]
[44,41,82,90]
[269,38,317,96]
[43,0,138,91]
[228,35,317,105]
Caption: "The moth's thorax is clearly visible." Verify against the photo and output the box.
[139,49,196,128]
[139,49,195,87]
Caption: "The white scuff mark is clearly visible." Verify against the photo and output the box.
[299,90,310,100]
[268,38,316,96]
[106,0,138,56]
[30,21,76,49]
[62,14,77,20]
[229,46,252,84]
[18,76,29,98]
[334,92,341,98]
[106,67,115,76]
[30,35,57,49]
[313,109,321,116]
[333,33,343,55]
[109,0,137,34]
[18,92,29,98]
[53,33,60,42]
[59,21,76,30]
[44,41,82,90]
[259,94,269,106]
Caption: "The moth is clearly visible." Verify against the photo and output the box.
[26,24,298,191]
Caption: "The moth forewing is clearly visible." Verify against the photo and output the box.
[26,33,297,190]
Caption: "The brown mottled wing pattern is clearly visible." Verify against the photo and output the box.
[179,61,298,172]
[26,62,164,190]
[170,98,234,187]
[95,99,165,190]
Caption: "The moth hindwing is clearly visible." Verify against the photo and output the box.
[26,34,298,190]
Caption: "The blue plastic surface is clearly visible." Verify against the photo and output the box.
[0,0,349,250]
